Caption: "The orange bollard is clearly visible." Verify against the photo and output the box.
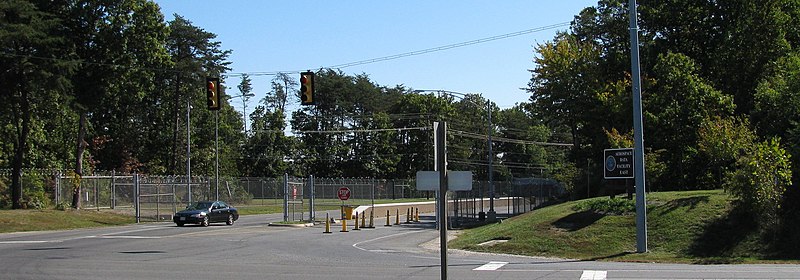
[395,209,401,225]
[341,216,348,232]
[385,210,391,227]
[361,211,367,228]
[367,210,375,228]
[406,208,411,223]
[324,213,332,234]
[415,207,420,222]
[353,212,360,230]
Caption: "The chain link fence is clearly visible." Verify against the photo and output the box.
[2,169,563,225]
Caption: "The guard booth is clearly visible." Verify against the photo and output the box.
[341,205,355,220]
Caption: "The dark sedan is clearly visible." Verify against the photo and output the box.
[173,201,239,227]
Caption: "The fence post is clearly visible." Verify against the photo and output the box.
[95,180,99,211]
[134,173,140,223]
[54,172,60,206]
[309,175,315,222]
[111,170,116,209]
[283,173,289,222]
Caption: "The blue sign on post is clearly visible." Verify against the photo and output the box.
[604,148,634,179]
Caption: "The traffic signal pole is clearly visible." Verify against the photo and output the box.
[215,110,219,200]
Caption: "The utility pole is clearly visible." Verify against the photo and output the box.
[435,121,448,280]
[487,100,496,221]
[628,0,648,253]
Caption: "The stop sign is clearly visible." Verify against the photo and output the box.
[337,187,351,201]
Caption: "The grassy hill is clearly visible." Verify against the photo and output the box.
[450,189,796,264]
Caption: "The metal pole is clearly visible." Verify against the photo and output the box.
[629,0,648,253]
[309,175,315,222]
[487,100,496,221]
[111,170,115,209]
[242,96,247,135]
[283,173,289,222]
[435,121,448,280]
[134,173,140,223]
[187,98,192,205]
[215,110,219,201]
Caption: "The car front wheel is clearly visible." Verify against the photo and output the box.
[226,214,234,226]
[201,216,209,227]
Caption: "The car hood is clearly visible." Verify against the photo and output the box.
[175,209,208,215]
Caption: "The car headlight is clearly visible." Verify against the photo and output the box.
[191,212,207,218]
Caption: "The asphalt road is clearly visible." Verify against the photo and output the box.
[1,212,799,280]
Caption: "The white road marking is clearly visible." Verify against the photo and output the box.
[352,230,419,252]
[0,240,52,244]
[100,235,161,239]
[473,261,508,271]
[580,270,607,280]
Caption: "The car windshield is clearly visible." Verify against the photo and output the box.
[185,202,213,210]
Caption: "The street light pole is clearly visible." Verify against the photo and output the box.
[228,93,255,134]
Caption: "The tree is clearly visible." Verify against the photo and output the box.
[243,75,295,177]
[645,52,735,188]
[724,138,792,229]
[160,14,245,180]
[0,0,72,208]
[493,105,552,179]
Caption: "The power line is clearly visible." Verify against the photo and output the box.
[326,22,571,69]
[451,130,573,147]
[0,22,570,78]
[292,126,430,134]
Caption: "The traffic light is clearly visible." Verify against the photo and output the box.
[300,71,315,105]
[206,77,220,110]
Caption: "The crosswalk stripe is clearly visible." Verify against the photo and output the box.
[580,270,607,280]
[473,261,508,271]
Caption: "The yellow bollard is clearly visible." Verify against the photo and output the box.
[415,207,420,222]
[385,210,391,227]
[324,213,332,234]
[353,212,360,230]
[395,209,400,225]
[361,211,367,228]
[341,216,348,232]
[406,208,411,223]
[367,210,375,228]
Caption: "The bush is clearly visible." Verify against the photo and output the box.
[573,197,636,215]
[724,138,792,229]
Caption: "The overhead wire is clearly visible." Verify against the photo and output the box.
[0,21,571,78]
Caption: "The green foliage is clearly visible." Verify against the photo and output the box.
[645,52,735,189]
[573,197,635,215]
[724,138,793,229]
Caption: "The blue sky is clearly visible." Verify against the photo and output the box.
[155,1,596,122]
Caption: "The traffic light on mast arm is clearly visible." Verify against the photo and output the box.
[300,71,315,105]
[206,77,221,110]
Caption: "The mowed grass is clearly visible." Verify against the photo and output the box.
[0,209,133,233]
[450,190,791,264]
[0,198,434,233]
[236,198,432,215]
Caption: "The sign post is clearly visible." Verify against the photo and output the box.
[338,187,351,221]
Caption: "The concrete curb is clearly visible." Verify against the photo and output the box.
[267,222,315,227]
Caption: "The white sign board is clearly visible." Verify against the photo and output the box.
[415,171,473,191]
[447,171,473,191]
[416,171,439,191]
